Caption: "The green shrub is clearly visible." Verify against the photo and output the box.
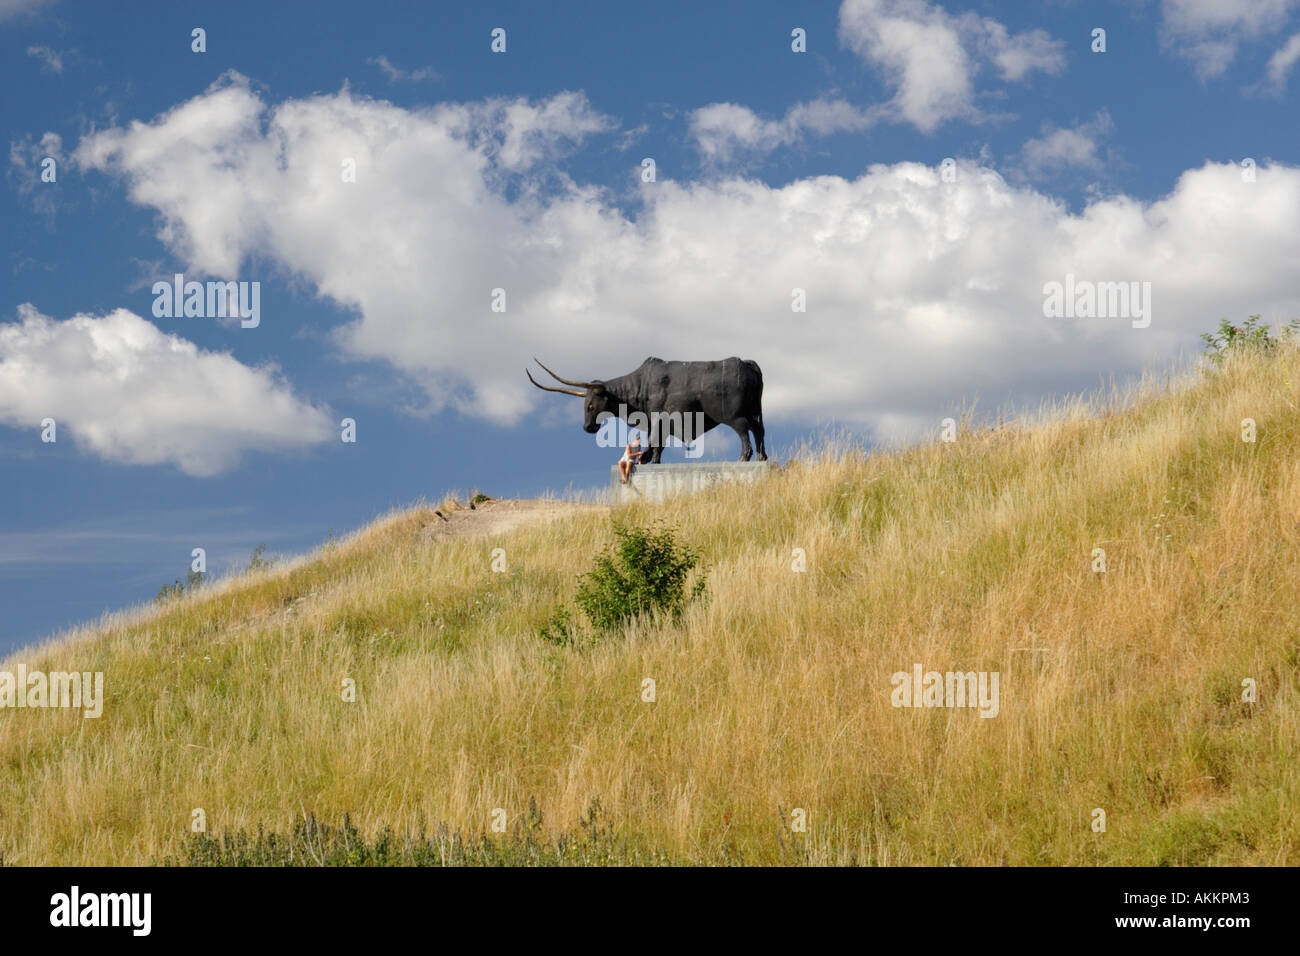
[537,519,707,644]
[154,568,204,603]
[538,605,577,646]
[246,544,273,574]
[154,580,184,603]
[573,519,707,633]
[1201,315,1299,366]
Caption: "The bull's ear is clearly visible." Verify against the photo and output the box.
[592,383,607,395]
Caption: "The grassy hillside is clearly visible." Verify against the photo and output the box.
[3,348,1299,866]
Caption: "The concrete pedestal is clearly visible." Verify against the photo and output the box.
[611,460,772,504]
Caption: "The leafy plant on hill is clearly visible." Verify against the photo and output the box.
[154,568,204,603]
[537,605,577,646]
[156,542,270,602]
[576,520,707,630]
[246,543,273,574]
[1201,315,1300,366]
[539,519,707,644]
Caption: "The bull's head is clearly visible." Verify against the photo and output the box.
[526,358,613,433]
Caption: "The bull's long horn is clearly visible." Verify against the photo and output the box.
[533,358,594,389]
[526,369,585,397]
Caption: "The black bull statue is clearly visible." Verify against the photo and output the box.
[527,356,767,463]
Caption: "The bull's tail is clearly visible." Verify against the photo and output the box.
[743,359,763,422]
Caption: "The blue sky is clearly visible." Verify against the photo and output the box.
[3,0,1300,652]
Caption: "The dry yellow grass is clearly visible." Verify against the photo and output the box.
[3,348,1298,865]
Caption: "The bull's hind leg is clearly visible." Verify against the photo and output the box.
[730,420,754,461]
[752,420,767,461]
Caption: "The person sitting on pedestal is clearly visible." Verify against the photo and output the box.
[619,434,645,483]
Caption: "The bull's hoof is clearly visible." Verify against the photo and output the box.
[756,453,768,461]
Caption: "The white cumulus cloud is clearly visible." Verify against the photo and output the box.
[837,0,1065,132]
[68,75,1300,447]
[0,305,334,475]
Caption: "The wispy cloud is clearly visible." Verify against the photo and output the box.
[7,131,65,224]
[1263,31,1300,91]
[26,44,71,74]
[691,99,880,163]
[0,519,249,567]
[1018,111,1116,179]
[368,55,440,84]
[0,0,56,24]
[1160,0,1299,79]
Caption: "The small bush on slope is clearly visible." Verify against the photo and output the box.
[1200,314,1300,366]
[540,520,707,645]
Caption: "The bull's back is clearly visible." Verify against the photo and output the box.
[642,357,760,382]
[639,357,762,417]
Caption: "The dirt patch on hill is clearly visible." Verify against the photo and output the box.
[418,498,609,540]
